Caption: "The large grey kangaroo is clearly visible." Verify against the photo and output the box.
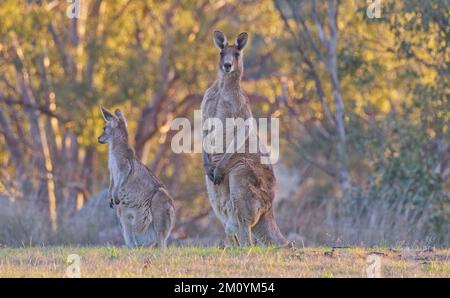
[201,31,288,247]
[98,107,175,248]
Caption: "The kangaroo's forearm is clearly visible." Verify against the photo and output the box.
[202,150,211,167]
[217,152,232,169]
[108,176,114,196]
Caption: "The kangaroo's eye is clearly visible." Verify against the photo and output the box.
[220,52,224,57]
[234,52,240,58]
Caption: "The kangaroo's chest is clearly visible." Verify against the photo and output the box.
[205,95,237,120]
[204,93,251,131]
[203,93,251,157]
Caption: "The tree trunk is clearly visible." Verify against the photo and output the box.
[13,37,58,230]
[326,0,351,195]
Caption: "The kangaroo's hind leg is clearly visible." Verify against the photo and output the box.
[228,168,258,247]
[119,209,138,248]
[205,174,239,246]
[137,226,157,247]
[225,218,239,247]
[151,191,175,248]
[252,211,288,247]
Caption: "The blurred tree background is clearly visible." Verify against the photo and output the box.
[0,0,448,246]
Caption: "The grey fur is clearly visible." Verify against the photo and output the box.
[201,32,288,247]
[98,107,175,248]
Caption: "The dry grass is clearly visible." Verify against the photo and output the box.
[0,246,448,278]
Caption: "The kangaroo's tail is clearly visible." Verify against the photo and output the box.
[252,210,288,246]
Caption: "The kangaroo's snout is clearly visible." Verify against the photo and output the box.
[223,62,232,72]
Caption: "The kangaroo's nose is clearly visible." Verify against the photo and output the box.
[223,62,232,71]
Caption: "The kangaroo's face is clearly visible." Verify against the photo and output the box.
[98,107,128,144]
[213,31,248,74]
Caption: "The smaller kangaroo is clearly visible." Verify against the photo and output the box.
[98,107,175,248]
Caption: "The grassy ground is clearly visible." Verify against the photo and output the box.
[0,246,448,277]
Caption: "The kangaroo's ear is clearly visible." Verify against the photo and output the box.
[213,30,227,49]
[236,32,248,50]
[101,106,115,122]
[114,108,128,128]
